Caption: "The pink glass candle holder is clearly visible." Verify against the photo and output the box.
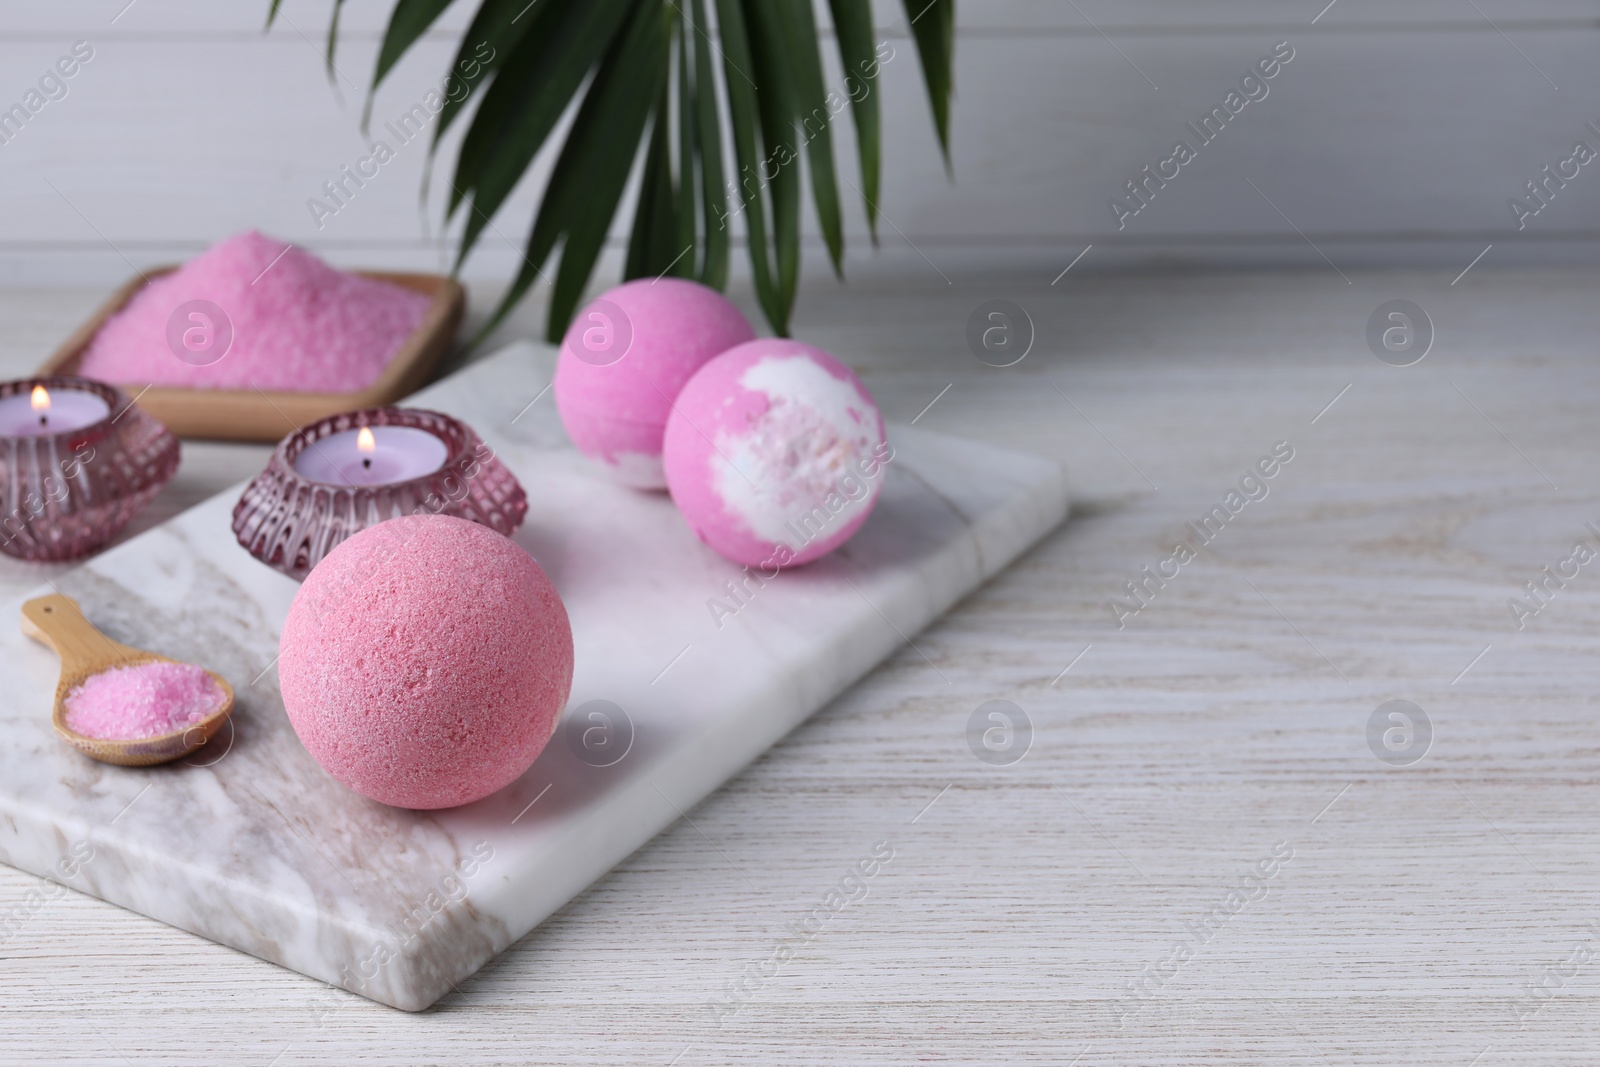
[232,407,526,580]
[0,376,180,562]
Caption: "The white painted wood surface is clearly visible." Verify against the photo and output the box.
[1,1,1598,287]
[3,265,1599,1063]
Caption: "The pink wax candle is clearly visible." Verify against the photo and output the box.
[234,407,527,579]
[0,384,109,437]
[292,425,447,486]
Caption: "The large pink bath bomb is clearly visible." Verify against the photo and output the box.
[278,515,574,809]
[554,278,754,489]
[663,339,890,569]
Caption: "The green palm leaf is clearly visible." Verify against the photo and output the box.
[673,7,698,276]
[742,0,802,329]
[292,0,955,342]
[545,6,667,341]
[325,0,350,81]
[827,0,882,240]
[688,0,729,289]
[710,0,782,334]
[475,0,667,344]
[370,0,455,93]
[431,0,536,151]
[452,0,634,262]
[624,77,683,281]
[775,0,844,275]
[902,0,955,163]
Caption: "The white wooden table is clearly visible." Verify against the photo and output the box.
[2,268,1597,1065]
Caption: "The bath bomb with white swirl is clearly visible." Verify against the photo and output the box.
[662,339,890,569]
[554,278,755,489]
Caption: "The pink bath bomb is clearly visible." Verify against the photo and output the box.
[554,278,755,489]
[278,515,574,810]
[663,339,890,569]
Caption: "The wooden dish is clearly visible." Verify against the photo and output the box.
[37,268,465,442]
[21,594,235,767]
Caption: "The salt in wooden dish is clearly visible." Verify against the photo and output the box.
[37,267,464,443]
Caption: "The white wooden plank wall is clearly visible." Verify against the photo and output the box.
[0,1,1596,289]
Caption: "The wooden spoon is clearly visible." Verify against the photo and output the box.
[21,594,235,767]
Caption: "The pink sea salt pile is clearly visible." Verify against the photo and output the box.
[63,660,227,741]
[79,230,431,392]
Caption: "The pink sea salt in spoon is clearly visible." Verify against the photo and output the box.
[65,661,228,741]
[21,594,234,767]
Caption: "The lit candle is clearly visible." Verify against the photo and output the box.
[0,384,110,437]
[292,424,448,486]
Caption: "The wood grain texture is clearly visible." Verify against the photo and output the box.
[2,266,1598,1063]
[4,0,1596,35]
[2,2,1599,287]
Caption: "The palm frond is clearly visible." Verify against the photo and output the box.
[325,0,350,82]
[688,0,729,289]
[431,0,537,152]
[827,0,882,241]
[300,0,956,342]
[901,0,955,164]
[742,0,803,331]
[776,0,844,276]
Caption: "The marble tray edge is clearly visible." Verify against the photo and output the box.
[390,444,1074,1008]
[0,791,476,1011]
[0,373,1075,1011]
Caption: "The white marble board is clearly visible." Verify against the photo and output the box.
[0,341,1068,1011]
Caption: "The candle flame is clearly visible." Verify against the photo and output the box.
[357,427,376,453]
[30,386,49,412]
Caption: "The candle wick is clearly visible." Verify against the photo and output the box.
[362,457,371,469]
[38,414,46,427]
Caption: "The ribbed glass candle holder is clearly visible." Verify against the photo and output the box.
[0,377,180,562]
[231,407,527,580]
